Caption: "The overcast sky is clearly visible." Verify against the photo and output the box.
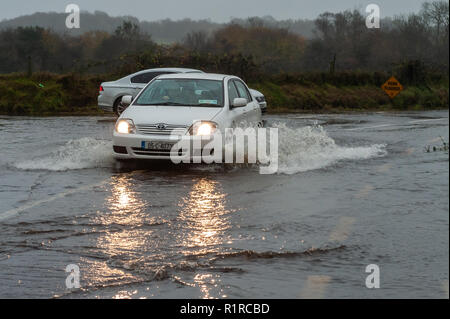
[0,0,426,22]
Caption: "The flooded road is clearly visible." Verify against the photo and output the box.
[0,111,448,299]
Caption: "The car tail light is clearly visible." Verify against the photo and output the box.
[99,85,104,93]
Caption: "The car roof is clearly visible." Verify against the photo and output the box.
[131,68,203,76]
[156,73,235,81]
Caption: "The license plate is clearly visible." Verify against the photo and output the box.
[143,141,174,151]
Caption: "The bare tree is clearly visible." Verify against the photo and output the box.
[421,1,449,41]
[183,31,209,52]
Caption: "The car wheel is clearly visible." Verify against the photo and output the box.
[113,97,127,116]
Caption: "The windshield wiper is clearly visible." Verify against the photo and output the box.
[145,102,187,106]
[142,102,222,107]
[193,103,222,107]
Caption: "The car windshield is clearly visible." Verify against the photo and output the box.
[135,79,224,107]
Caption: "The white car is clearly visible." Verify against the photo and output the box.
[98,68,204,115]
[113,73,262,160]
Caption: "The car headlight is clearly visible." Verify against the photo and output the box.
[256,96,266,103]
[189,121,218,136]
[116,119,136,134]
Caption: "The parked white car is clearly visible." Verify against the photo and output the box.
[98,68,203,115]
[113,73,262,161]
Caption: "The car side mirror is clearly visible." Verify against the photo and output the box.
[232,98,247,108]
[121,95,133,107]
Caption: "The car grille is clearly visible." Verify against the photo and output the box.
[137,124,188,136]
[131,147,185,157]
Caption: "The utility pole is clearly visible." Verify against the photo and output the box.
[329,53,336,75]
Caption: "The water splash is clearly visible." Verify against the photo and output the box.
[11,124,386,174]
[13,137,114,171]
[273,123,387,174]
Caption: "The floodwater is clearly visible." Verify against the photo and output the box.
[0,111,448,299]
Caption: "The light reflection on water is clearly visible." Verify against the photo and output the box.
[86,175,233,298]
[178,178,232,250]
[177,178,234,298]
[94,175,149,255]
[82,175,150,291]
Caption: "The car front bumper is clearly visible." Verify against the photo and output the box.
[112,132,216,161]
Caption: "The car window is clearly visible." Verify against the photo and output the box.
[131,72,174,84]
[135,79,224,107]
[233,80,251,103]
[228,81,239,105]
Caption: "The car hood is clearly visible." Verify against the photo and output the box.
[121,105,223,126]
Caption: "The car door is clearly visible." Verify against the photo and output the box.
[233,80,260,125]
[227,79,247,128]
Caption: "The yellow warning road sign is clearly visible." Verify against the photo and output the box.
[382,76,404,99]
